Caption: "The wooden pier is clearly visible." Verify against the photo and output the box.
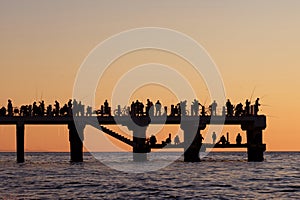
[0,115,266,163]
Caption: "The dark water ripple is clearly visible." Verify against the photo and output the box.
[0,152,299,199]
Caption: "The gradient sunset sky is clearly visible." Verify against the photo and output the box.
[0,1,299,152]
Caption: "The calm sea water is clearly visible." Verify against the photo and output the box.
[0,152,299,199]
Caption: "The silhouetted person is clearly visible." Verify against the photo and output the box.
[174,135,180,145]
[0,107,6,116]
[28,105,32,116]
[130,101,135,116]
[39,100,45,116]
[210,100,217,116]
[170,105,175,116]
[33,102,38,116]
[73,99,78,116]
[226,99,233,116]
[174,105,179,116]
[54,101,60,116]
[254,98,260,115]
[149,101,154,116]
[180,100,187,116]
[139,102,144,116]
[135,100,139,115]
[236,133,242,145]
[166,133,172,144]
[201,105,206,116]
[155,100,161,116]
[149,135,157,146]
[86,106,92,116]
[68,99,72,108]
[46,105,52,116]
[7,99,13,116]
[20,105,28,116]
[67,99,72,116]
[60,104,69,116]
[78,101,84,116]
[222,106,226,116]
[235,103,243,116]
[212,132,217,144]
[146,99,152,116]
[163,106,167,116]
[191,99,200,116]
[104,100,109,115]
[218,135,227,145]
[245,99,250,116]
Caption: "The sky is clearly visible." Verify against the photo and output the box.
[0,1,299,152]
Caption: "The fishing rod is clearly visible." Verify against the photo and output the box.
[249,86,256,103]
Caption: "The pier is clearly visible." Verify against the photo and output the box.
[0,114,266,163]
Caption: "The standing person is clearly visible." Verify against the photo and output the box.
[201,105,206,116]
[73,99,78,116]
[78,101,85,116]
[192,99,200,116]
[33,102,38,116]
[46,105,52,116]
[130,101,135,116]
[210,100,217,116]
[86,106,92,116]
[155,100,161,116]
[245,99,250,116]
[226,99,233,116]
[222,106,226,116]
[104,100,109,115]
[180,100,187,116]
[28,105,32,116]
[212,132,217,144]
[54,100,60,116]
[67,99,72,116]
[39,100,45,116]
[236,133,242,145]
[174,135,180,145]
[146,99,151,116]
[254,98,260,115]
[7,99,13,116]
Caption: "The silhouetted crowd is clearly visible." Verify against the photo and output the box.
[0,98,261,117]
[0,99,92,117]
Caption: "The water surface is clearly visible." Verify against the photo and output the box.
[0,152,299,199]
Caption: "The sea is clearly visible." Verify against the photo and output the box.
[0,152,299,199]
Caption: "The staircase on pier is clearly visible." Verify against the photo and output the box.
[99,125,133,146]
[87,119,133,146]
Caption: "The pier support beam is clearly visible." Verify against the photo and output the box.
[16,122,25,163]
[68,123,85,162]
[181,120,206,162]
[125,117,150,162]
[246,129,266,162]
[132,126,148,162]
[242,116,266,162]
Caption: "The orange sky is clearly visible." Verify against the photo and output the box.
[0,1,299,152]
